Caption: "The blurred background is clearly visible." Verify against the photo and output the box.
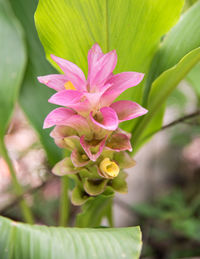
[0,0,200,258]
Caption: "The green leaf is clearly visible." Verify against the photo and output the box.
[75,188,114,228]
[0,216,142,259]
[144,1,200,105]
[0,0,26,138]
[133,47,200,151]
[0,1,35,224]
[35,0,184,106]
[9,0,62,165]
[133,2,200,150]
[150,47,200,111]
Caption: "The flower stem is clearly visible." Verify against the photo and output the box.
[0,141,34,224]
[59,176,69,226]
[107,199,114,227]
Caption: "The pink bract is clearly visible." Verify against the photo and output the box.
[38,43,148,161]
[38,43,147,131]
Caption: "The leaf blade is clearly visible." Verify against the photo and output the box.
[144,1,200,105]
[133,2,200,150]
[0,0,26,138]
[9,0,62,165]
[132,47,200,151]
[0,216,142,259]
[35,0,184,105]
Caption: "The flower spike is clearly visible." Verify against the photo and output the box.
[38,43,148,205]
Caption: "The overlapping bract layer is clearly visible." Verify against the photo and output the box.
[38,44,147,204]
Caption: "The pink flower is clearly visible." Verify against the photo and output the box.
[38,44,149,202]
[38,43,148,177]
[38,43,147,133]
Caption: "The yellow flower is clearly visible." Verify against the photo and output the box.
[99,157,119,178]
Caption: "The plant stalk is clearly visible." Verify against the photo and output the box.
[0,141,34,224]
[59,176,69,227]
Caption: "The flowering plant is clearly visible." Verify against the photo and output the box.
[0,0,200,258]
[38,44,147,204]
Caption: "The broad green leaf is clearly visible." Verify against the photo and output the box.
[0,216,142,259]
[0,1,35,225]
[35,0,184,107]
[0,0,26,138]
[75,188,114,228]
[9,0,62,165]
[132,47,200,151]
[133,2,200,151]
[144,2,200,104]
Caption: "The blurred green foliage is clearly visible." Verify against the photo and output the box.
[134,190,200,258]
[133,174,200,258]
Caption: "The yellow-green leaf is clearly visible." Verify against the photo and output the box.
[35,0,184,105]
